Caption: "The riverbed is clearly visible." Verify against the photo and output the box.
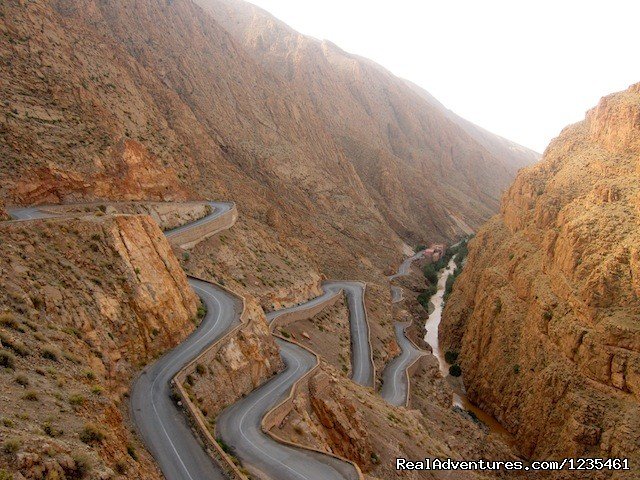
[424,257,514,442]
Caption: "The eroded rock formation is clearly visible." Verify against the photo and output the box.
[441,83,640,464]
[0,214,198,478]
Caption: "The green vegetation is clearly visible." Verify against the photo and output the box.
[42,421,63,437]
[0,350,16,369]
[126,444,139,461]
[417,286,437,310]
[22,390,38,401]
[0,333,29,357]
[2,439,20,454]
[443,272,457,300]
[197,303,207,320]
[216,437,234,455]
[69,454,92,478]
[41,347,59,362]
[493,298,502,314]
[69,394,86,406]
[422,263,438,284]
[79,423,105,444]
[91,385,103,395]
[0,312,21,330]
[444,350,459,364]
[115,459,128,474]
[421,236,473,307]
[280,330,291,339]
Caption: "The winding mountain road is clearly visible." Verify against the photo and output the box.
[323,282,374,387]
[217,337,359,480]
[131,277,239,480]
[9,201,426,479]
[164,201,232,238]
[9,203,238,480]
[381,251,426,405]
[379,322,423,406]
[265,281,373,387]
[388,251,424,281]
[217,281,371,479]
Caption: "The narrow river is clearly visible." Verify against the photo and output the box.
[424,257,514,443]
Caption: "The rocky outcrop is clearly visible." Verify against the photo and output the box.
[0,214,198,478]
[11,140,188,205]
[441,83,640,464]
[0,199,8,220]
[307,371,375,471]
[188,299,283,420]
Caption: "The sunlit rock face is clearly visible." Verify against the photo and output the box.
[442,83,640,462]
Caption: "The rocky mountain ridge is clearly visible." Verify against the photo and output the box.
[2,0,537,286]
[197,0,539,242]
[441,83,640,469]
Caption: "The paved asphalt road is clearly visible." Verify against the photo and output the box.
[391,285,403,303]
[388,251,424,281]
[9,203,239,480]
[323,281,374,387]
[131,277,240,480]
[380,322,423,406]
[164,201,232,238]
[6,206,57,220]
[216,338,359,480]
[266,282,374,387]
[382,251,426,405]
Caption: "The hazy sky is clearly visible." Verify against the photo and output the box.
[246,0,638,153]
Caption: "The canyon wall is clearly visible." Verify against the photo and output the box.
[2,0,537,289]
[441,83,640,464]
[0,214,198,478]
[197,0,539,244]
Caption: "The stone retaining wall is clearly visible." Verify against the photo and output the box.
[173,275,251,480]
[168,203,238,249]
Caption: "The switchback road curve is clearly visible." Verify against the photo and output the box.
[8,203,236,480]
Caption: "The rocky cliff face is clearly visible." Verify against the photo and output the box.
[2,0,536,286]
[441,83,640,464]
[188,301,283,421]
[0,214,198,478]
[196,0,539,243]
[0,199,8,220]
